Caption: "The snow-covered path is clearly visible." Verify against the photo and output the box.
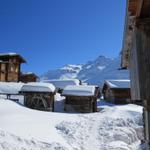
[0,99,144,150]
[56,106,143,150]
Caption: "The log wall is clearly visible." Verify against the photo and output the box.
[130,22,150,148]
[23,92,55,111]
[104,88,131,104]
[64,96,97,113]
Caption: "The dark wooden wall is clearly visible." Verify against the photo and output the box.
[104,88,131,104]
[64,96,97,113]
[20,74,37,83]
[23,92,55,111]
[130,22,150,146]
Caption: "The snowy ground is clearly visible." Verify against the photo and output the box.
[0,97,144,150]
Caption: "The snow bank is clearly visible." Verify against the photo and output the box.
[62,85,95,96]
[0,82,55,94]
[0,129,68,150]
[54,93,65,112]
[0,98,144,150]
[0,82,24,94]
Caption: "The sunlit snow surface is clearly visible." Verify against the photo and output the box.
[0,97,144,150]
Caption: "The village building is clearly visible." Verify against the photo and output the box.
[0,53,26,82]
[62,85,97,113]
[43,79,81,93]
[0,82,56,111]
[20,72,39,83]
[121,0,150,148]
[102,80,131,104]
[20,82,56,111]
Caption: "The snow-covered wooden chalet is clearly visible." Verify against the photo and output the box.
[102,80,131,104]
[62,85,97,113]
[20,82,56,111]
[20,72,38,83]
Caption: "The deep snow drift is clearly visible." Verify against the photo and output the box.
[0,99,144,150]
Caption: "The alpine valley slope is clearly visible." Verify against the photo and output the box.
[41,55,129,86]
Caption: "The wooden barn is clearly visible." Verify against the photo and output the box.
[121,0,150,148]
[102,80,131,104]
[20,72,38,83]
[62,85,97,113]
[0,53,26,82]
[20,83,56,111]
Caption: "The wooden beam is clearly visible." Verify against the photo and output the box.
[136,0,144,17]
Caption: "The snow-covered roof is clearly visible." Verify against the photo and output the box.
[20,82,55,93]
[42,79,80,89]
[0,52,26,63]
[21,72,38,77]
[105,80,130,89]
[0,82,24,94]
[0,82,55,94]
[23,72,34,75]
[0,52,17,56]
[62,85,96,96]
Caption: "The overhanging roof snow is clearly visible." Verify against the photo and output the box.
[62,85,96,96]
[104,80,130,89]
[20,82,55,93]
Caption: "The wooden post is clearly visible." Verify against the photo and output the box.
[130,20,150,149]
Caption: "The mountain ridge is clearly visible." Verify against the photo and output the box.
[41,55,129,86]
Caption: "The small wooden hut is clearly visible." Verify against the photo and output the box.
[20,72,38,83]
[62,85,97,113]
[0,53,26,82]
[20,83,56,111]
[102,80,131,104]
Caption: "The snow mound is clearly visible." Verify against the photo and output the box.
[0,129,68,150]
[0,82,24,94]
[0,99,144,150]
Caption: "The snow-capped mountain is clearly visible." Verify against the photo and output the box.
[41,55,129,86]
[41,64,83,81]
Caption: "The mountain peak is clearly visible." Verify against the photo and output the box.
[98,55,107,58]
[41,55,129,86]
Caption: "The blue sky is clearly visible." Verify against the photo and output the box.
[0,0,126,75]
